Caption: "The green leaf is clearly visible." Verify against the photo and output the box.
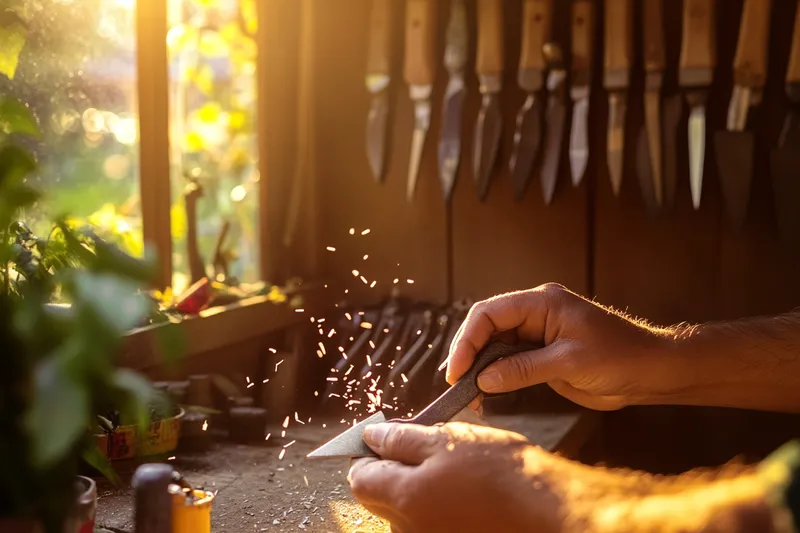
[0,20,26,80]
[71,271,148,335]
[0,96,37,136]
[81,445,121,488]
[113,369,156,431]
[29,355,89,467]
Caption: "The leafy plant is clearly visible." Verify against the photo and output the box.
[0,95,171,532]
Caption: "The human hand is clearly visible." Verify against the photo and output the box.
[347,422,568,533]
[446,284,687,411]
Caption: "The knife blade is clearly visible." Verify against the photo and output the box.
[540,42,567,205]
[404,0,437,202]
[509,0,553,201]
[473,0,505,202]
[569,0,594,187]
[679,0,716,211]
[771,4,800,253]
[714,0,771,230]
[638,0,665,214]
[438,0,468,203]
[365,0,394,183]
[604,0,633,197]
[306,341,539,459]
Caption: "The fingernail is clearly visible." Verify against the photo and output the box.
[477,370,502,392]
[363,423,389,448]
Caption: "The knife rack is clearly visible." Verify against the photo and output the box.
[259,0,800,331]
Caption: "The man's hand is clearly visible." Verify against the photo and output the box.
[347,422,568,533]
[447,284,685,411]
[348,422,778,533]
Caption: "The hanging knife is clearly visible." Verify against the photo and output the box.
[307,341,538,459]
[438,0,469,202]
[714,0,771,229]
[679,0,716,210]
[771,4,800,253]
[365,0,394,183]
[569,0,594,187]
[473,0,505,201]
[405,0,437,202]
[603,0,633,197]
[636,0,665,214]
[540,42,567,205]
[509,0,553,201]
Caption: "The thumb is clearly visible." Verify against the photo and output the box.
[477,342,569,393]
[363,423,444,465]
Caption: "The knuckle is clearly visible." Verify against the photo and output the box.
[536,282,567,301]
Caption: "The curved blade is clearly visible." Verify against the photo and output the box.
[407,95,432,202]
[473,96,502,202]
[438,78,465,202]
[714,131,754,231]
[607,93,627,196]
[366,91,390,183]
[540,96,566,205]
[644,91,663,207]
[509,94,543,201]
[569,96,589,186]
[688,105,706,210]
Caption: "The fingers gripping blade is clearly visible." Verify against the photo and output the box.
[306,412,387,459]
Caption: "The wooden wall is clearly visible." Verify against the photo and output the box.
[277,0,800,325]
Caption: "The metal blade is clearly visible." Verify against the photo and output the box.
[473,94,502,202]
[635,122,659,216]
[688,105,706,210]
[540,95,566,205]
[509,94,543,201]
[407,87,432,202]
[644,91,662,207]
[366,90,390,183]
[714,131,754,231]
[661,94,683,212]
[607,92,627,196]
[438,77,466,202]
[306,412,387,459]
[569,92,589,186]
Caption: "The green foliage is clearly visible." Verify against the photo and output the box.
[0,96,173,532]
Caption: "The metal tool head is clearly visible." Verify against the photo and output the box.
[366,90,390,183]
[607,92,628,196]
[540,43,567,205]
[569,90,590,186]
[407,85,432,202]
[643,90,663,208]
[473,95,502,202]
[635,123,660,217]
[306,412,387,460]
[714,130,754,231]
[509,94,543,201]
[438,76,466,202]
[688,104,706,210]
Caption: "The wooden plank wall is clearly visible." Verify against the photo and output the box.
[298,0,800,325]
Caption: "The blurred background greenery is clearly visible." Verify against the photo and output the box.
[1,0,260,293]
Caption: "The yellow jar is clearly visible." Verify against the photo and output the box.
[171,489,215,533]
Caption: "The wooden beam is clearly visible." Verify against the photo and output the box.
[136,0,173,289]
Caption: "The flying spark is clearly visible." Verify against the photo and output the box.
[345,312,352,320]
[275,359,284,371]
[326,246,336,252]
[352,270,360,277]
[363,255,369,260]
[265,433,271,441]
[406,279,414,284]
[370,281,377,288]
[247,382,255,389]
[279,449,286,460]
[361,229,371,235]
[360,322,373,329]
[283,416,290,428]
[269,348,277,353]
[202,420,208,431]
[401,374,409,383]
[319,342,326,354]
[349,228,355,235]
[295,308,305,313]
[284,440,296,448]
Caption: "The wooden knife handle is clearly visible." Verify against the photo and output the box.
[733,0,772,88]
[406,341,541,427]
[642,0,665,72]
[603,0,633,88]
[679,0,716,77]
[404,0,437,86]
[367,0,393,76]
[786,3,800,83]
[519,0,553,73]
[571,0,594,76]
[476,0,504,76]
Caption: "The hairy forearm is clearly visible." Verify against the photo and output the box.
[650,312,800,412]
